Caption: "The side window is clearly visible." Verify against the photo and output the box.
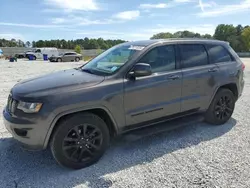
[64,53,70,56]
[179,44,208,68]
[139,45,176,73]
[35,49,41,53]
[207,45,232,63]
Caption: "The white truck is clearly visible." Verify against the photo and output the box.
[26,48,59,60]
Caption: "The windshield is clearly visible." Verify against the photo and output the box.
[81,44,145,75]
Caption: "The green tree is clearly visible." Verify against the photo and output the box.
[242,27,250,51]
[87,39,100,49]
[202,34,213,39]
[214,24,239,50]
[74,45,82,54]
[32,41,36,47]
[25,41,31,47]
[150,32,173,39]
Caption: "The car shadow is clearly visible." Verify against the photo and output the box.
[0,118,237,188]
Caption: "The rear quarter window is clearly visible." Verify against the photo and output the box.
[206,44,233,63]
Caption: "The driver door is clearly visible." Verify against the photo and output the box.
[123,44,183,127]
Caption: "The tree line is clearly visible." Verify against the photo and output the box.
[0,38,126,50]
[0,24,250,52]
[151,24,250,52]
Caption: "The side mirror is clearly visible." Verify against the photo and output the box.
[129,63,152,78]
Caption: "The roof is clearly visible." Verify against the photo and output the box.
[123,38,227,47]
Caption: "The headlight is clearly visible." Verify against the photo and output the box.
[17,101,43,113]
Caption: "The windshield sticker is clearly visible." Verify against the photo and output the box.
[111,66,118,71]
[128,45,145,51]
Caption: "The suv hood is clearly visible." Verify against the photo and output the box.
[12,68,104,98]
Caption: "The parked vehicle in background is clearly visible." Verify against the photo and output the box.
[3,39,245,169]
[15,50,33,58]
[26,47,59,60]
[49,52,83,62]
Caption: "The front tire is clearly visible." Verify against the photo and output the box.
[50,113,110,169]
[205,89,235,125]
[57,58,62,62]
[75,57,80,62]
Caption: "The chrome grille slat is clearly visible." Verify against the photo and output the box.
[7,95,18,114]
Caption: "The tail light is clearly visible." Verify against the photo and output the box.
[242,63,245,71]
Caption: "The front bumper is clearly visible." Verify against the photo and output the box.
[49,58,57,62]
[3,108,47,150]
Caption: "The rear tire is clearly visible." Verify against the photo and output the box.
[205,88,235,125]
[75,57,80,62]
[50,113,110,169]
[57,58,62,62]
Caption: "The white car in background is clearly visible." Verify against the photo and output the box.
[26,47,59,60]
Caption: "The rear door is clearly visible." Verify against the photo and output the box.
[63,53,71,62]
[179,43,219,112]
[124,44,183,126]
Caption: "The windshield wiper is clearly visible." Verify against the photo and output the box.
[82,68,95,74]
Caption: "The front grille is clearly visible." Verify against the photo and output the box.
[7,95,18,114]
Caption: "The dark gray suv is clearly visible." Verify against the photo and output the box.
[3,39,245,169]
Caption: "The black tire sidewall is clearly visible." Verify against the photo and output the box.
[57,58,62,62]
[75,57,80,62]
[205,89,235,125]
[50,113,110,169]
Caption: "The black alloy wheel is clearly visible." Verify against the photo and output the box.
[50,113,110,169]
[205,88,235,125]
[214,95,234,121]
[62,124,103,162]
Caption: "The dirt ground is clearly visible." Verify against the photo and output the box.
[0,58,250,188]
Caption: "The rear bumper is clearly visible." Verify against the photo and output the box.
[3,108,47,150]
[238,77,245,99]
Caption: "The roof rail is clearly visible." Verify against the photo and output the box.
[151,38,220,40]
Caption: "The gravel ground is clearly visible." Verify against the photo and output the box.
[0,58,250,188]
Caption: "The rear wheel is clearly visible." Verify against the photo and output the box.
[75,57,80,62]
[50,113,110,169]
[205,89,235,125]
[57,58,62,62]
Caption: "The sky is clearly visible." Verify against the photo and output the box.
[0,0,250,42]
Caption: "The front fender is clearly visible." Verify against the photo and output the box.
[42,105,118,149]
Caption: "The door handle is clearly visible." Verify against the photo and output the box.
[208,68,218,72]
[167,75,180,80]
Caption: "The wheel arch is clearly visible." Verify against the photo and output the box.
[43,106,118,149]
[208,83,238,109]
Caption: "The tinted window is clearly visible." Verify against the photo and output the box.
[64,53,74,55]
[139,45,176,73]
[35,49,41,53]
[207,45,232,63]
[180,44,208,68]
